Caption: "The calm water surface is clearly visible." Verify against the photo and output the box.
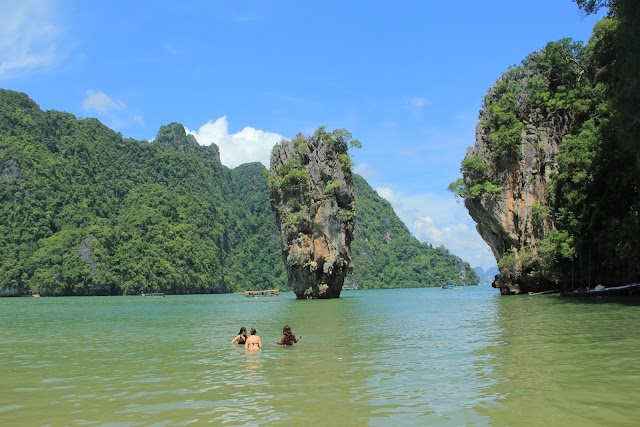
[1,286,639,426]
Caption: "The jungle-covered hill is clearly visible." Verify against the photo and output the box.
[349,175,478,289]
[450,0,640,293]
[0,89,477,296]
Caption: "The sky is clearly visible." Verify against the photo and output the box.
[0,0,606,270]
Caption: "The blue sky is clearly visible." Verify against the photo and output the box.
[1,0,605,269]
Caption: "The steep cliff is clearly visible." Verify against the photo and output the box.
[463,101,565,294]
[0,90,266,296]
[457,6,640,294]
[454,38,602,294]
[268,128,356,299]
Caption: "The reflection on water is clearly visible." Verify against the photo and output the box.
[1,288,639,426]
[477,295,640,427]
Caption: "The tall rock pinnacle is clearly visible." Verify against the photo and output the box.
[268,128,357,299]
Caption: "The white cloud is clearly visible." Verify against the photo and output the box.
[398,148,417,158]
[410,97,430,109]
[132,114,145,126]
[82,90,125,113]
[375,186,496,269]
[164,43,179,55]
[0,0,60,79]
[353,162,380,181]
[187,117,286,169]
[80,90,143,132]
[409,97,431,117]
[376,186,399,204]
[413,216,470,247]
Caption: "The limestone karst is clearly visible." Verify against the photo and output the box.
[268,128,356,299]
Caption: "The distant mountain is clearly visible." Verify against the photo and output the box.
[474,266,500,285]
[0,89,478,296]
[347,175,479,288]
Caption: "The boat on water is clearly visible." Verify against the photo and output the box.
[560,283,640,297]
[141,292,165,297]
[243,289,279,298]
[441,283,454,289]
[528,289,559,296]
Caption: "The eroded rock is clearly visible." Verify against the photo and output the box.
[268,129,356,299]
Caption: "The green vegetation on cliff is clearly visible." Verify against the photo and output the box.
[0,91,282,296]
[350,175,478,288]
[451,0,640,287]
[0,89,477,296]
[267,126,360,234]
[227,162,287,290]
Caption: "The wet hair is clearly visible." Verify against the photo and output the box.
[250,327,257,335]
[283,325,295,344]
[238,326,247,335]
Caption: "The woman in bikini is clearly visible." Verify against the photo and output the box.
[274,325,302,346]
[244,327,262,350]
[230,326,247,345]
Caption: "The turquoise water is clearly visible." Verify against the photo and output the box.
[1,287,639,426]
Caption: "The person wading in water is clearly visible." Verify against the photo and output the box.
[274,325,302,346]
[245,327,262,350]
[230,326,247,345]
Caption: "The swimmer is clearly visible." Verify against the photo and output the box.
[245,327,262,350]
[230,326,247,345]
[275,325,302,346]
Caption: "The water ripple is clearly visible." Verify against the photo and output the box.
[1,289,639,426]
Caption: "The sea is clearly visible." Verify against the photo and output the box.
[1,286,639,426]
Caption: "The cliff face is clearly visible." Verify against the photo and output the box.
[459,44,593,295]
[464,117,563,294]
[155,122,221,162]
[268,130,355,299]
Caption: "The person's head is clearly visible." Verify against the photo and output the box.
[283,325,294,340]
[250,327,257,335]
[239,326,246,335]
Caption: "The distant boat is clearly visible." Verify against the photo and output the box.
[141,292,165,297]
[243,289,279,298]
[441,283,454,289]
[560,283,640,297]
[528,289,559,296]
